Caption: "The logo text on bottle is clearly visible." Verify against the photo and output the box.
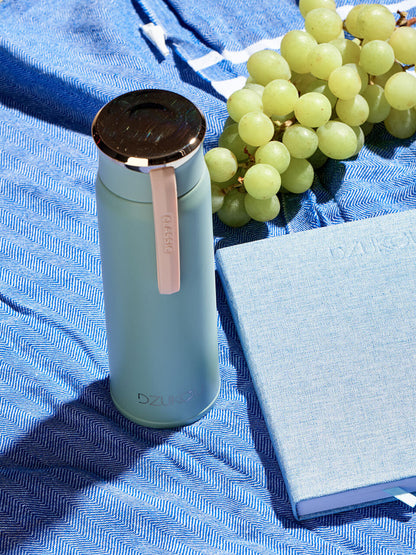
[137,390,195,406]
[161,214,174,254]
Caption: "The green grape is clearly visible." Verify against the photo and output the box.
[361,121,374,136]
[280,30,318,74]
[384,108,416,139]
[384,72,416,111]
[356,4,396,41]
[308,148,328,168]
[217,189,251,227]
[211,184,225,213]
[243,163,281,199]
[218,123,256,161]
[304,8,343,43]
[291,72,317,94]
[361,84,391,123]
[294,92,332,128]
[246,49,291,86]
[254,141,291,174]
[344,4,365,38]
[205,147,238,183]
[304,78,337,107]
[388,26,416,66]
[282,124,319,159]
[272,111,295,124]
[243,82,265,97]
[244,194,281,222]
[299,0,336,17]
[281,158,314,193]
[211,168,243,192]
[316,121,358,159]
[373,62,403,88]
[308,43,343,80]
[329,38,361,65]
[359,40,394,76]
[226,88,263,122]
[238,111,275,147]
[328,65,362,100]
[223,116,236,129]
[351,125,365,156]
[344,63,368,93]
[335,94,369,126]
[262,79,299,118]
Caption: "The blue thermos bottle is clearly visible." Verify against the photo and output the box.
[92,89,220,428]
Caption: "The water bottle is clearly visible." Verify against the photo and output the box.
[92,89,220,428]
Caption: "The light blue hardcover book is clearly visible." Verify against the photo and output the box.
[216,209,416,520]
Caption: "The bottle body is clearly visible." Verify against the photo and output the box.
[95,161,220,428]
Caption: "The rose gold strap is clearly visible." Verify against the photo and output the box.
[149,166,180,294]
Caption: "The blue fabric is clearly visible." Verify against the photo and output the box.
[0,0,415,553]
[216,208,416,521]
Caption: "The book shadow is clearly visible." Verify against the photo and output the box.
[216,277,414,529]
[0,377,175,553]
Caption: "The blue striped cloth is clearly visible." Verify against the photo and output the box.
[1,0,416,553]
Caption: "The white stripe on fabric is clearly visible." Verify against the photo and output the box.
[189,37,283,71]
[384,488,416,508]
[189,51,224,72]
[210,76,247,99]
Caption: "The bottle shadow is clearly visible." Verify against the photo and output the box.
[0,45,104,135]
[215,273,413,529]
[171,50,227,102]
[0,377,175,553]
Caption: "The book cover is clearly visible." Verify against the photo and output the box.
[216,209,416,520]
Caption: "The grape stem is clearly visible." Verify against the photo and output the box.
[228,118,297,192]
[273,118,295,141]
[219,180,245,195]
[241,147,256,167]
[396,10,416,27]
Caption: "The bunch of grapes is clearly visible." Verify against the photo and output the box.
[206,0,416,227]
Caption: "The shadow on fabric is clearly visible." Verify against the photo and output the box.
[0,46,105,136]
[171,50,227,102]
[215,275,413,529]
[213,216,270,251]
[363,123,415,160]
[0,378,174,554]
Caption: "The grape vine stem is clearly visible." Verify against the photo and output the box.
[396,10,416,27]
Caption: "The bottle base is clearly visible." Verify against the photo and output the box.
[110,386,220,429]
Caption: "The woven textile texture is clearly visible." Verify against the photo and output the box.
[0,0,416,553]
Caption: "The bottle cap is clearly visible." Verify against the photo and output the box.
[92,89,206,169]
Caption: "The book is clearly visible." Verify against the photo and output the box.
[216,209,416,520]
